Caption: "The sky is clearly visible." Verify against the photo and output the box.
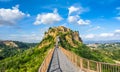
[0,0,120,43]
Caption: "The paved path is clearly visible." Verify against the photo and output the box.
[47,47,83,72]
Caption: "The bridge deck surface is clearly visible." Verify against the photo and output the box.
[47,47,83,72]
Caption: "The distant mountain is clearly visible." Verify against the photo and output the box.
[0,40,37,60]
[84,40,120,44]
[87,42,120,63]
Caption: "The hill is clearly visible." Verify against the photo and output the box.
[0,40,37,60]
[53,26,114,63]
[40,26,115,63]
[87,43,120,63]
[0,26,116,72]
[0,28,55,71]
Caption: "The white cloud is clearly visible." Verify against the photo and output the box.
[114,29,120,37]
[84,34,95,39]
[9,33,42,43]
[67,15,79,23]
[34,9,62,25]
[115,17,120,20]
[115,29,120,33]
[115,7,120,18]
[67,15,91,25]
[68,6,88,15]
[116,7,120,10]
[83,29,120,40]
[68,6,80,15]
[87,26,101,32]
[68,5,91,25]
[0,5,29,26]
[8,27,49,43]
[95,26,101,29]
[99,33,114,37]
[77,19,90,25]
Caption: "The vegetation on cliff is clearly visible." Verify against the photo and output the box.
[0,41,37,60]
[0,26,118,72]
[0,33,54,72]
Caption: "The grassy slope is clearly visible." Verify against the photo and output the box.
[97,44,120,61]
[0,26,118,72]
[59,32,115,63]
[0,35,55,72]
[0,42,37,60]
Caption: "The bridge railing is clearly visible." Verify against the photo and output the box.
[38,48,54,72]
[60,47,120,72]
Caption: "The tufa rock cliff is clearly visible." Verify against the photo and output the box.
[38,26,82,49]
[3,41,18,47]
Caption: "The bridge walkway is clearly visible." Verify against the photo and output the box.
[47,47,83,72]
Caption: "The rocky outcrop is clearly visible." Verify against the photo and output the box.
[3,41,18,47]
[39,26,82,48]
[72,31,82,42]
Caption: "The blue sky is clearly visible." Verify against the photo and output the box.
[0,0,120,42]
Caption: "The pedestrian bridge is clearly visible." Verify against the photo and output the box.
[38,46,120,72]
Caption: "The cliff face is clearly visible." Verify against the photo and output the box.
[38,26,82,49]
[3,41,18,47]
